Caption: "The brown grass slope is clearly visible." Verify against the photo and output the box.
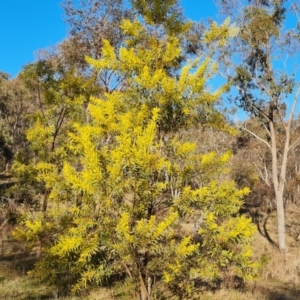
[1,205,300,299]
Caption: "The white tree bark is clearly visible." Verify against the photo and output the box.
[240,85,300,252]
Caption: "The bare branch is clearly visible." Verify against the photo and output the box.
[289,136,300,151]
[261,122,271,137]
[292,120,300,132]
[277,106,288,131]
[288,84,300,125]
[0,219,8,231]
[238,125,271,149]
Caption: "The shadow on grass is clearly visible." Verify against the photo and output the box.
[258,214,277,247]
[0,241,37,275]
[246,206,277,247]
[256,283,300,300]
[7,292,56,300]
[266,290,300,300]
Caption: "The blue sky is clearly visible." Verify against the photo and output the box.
[0,1,217,78]
[1,0,66,77]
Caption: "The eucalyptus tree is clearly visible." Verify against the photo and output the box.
[216,0,300,251]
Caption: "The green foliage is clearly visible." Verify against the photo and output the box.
[229,0,294,118]
[130,0,189,35]
[0,74,32,167]
[12,58,100,210]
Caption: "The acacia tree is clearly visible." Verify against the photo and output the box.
[13,58,100,213]
[14,2,259,299]
[216,0,300,252]
[11,0,130,214]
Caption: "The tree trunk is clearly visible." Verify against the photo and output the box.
[270,120,288,252]
[276,190,286,251]
[139,270,150,300]
[43,189,49,212]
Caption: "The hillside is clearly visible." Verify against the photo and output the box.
[1,205,300,300]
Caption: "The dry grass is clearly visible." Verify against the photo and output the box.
[0,259,55,300]
[0,232,114,300]
[0,260,113,300]
[1,205,300,299]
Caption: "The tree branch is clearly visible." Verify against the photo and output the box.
[288,84,300,126]
[239,125,271,149]
[261,122,271,137]
[236,84,271,122]
[289,136,300,151]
